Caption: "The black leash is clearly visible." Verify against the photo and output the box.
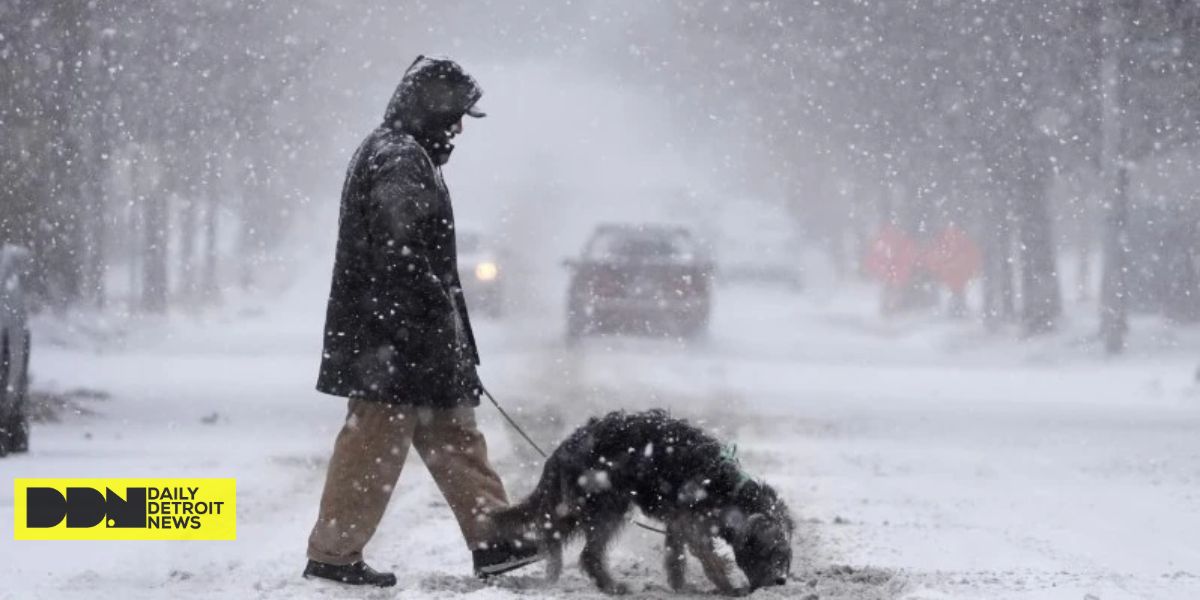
[481,385,668,536]
[482,385,550,459]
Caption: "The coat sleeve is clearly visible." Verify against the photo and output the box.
[363,145,453,317]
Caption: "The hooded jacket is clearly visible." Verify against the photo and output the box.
[316,57,484,407]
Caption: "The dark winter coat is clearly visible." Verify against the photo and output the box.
[316,57,485,408]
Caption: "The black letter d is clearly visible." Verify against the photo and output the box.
[26,488,67,528]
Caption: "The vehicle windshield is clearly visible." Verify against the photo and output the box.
[585,228,696,262]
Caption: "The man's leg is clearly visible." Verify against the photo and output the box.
[411,406,508,549]
[307,399,415,566]
[411,406,540,577]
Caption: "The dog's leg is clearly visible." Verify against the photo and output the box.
[686,530,738,595]
[664,520,688,592]
[544,536,563,582]
[579,518,628,595]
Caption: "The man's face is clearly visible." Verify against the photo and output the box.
[424,115,465,167]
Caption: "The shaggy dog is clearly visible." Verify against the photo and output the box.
[492,410,793,595]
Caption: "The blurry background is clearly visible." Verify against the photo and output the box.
[4,3,1200,599]
[3,1,1200,350]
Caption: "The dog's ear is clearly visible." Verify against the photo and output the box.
[761,520,786,546]
[720,508,747,543]
[746,513,768,536]
[724,510,768,546]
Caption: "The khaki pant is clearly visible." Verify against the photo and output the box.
[307,399,509,565]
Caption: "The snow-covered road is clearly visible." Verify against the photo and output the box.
[2,280,1199,599]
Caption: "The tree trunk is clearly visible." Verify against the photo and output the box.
[178,196,197,304]
[127,161,142,313]
[981,189,1015,328]
[1098,0,1128,353]
[75,4,108,309]
[1015,161,1061,335]
[40,1,90,310]
[78,171,107,308]
[141,168,169,313]
[1075,196,1093,303]
[1100,165,1130,353]
[201,185,221,304]
[238,162,259,291]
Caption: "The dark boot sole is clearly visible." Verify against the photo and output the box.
[475,554,542,578]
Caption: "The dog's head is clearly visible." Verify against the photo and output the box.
[728,512,792,590]
[722,481,794,591]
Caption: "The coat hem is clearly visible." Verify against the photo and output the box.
[314,383,480,408]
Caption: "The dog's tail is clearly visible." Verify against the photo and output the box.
[491,457,565,539]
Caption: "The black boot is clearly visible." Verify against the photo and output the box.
[473,540,541,578]
[302,559,397,587]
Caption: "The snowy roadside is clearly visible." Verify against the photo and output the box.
[2,282,1199,599]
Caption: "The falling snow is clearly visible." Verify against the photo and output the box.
[3,2,1200,599]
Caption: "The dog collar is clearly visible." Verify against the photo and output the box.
[721,444,753,492]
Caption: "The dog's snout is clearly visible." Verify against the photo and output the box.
[774,576,787,586]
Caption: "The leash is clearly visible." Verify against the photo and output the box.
[482,385,549,459]
[481,385,668,536]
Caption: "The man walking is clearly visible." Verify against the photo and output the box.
[303,56,538,587]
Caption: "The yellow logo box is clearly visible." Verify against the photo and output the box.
[13,478,236,540]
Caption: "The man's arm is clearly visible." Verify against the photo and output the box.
[364,145,452,317]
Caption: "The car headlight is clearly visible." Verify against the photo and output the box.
[475,261,498,281]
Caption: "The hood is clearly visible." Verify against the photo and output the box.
[383,55,484,137]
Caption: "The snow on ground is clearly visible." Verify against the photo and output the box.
[2,270,1200,599]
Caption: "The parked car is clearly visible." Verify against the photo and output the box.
[458,230,505,318]
[565,224,713,341]
[0,244,31,456]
